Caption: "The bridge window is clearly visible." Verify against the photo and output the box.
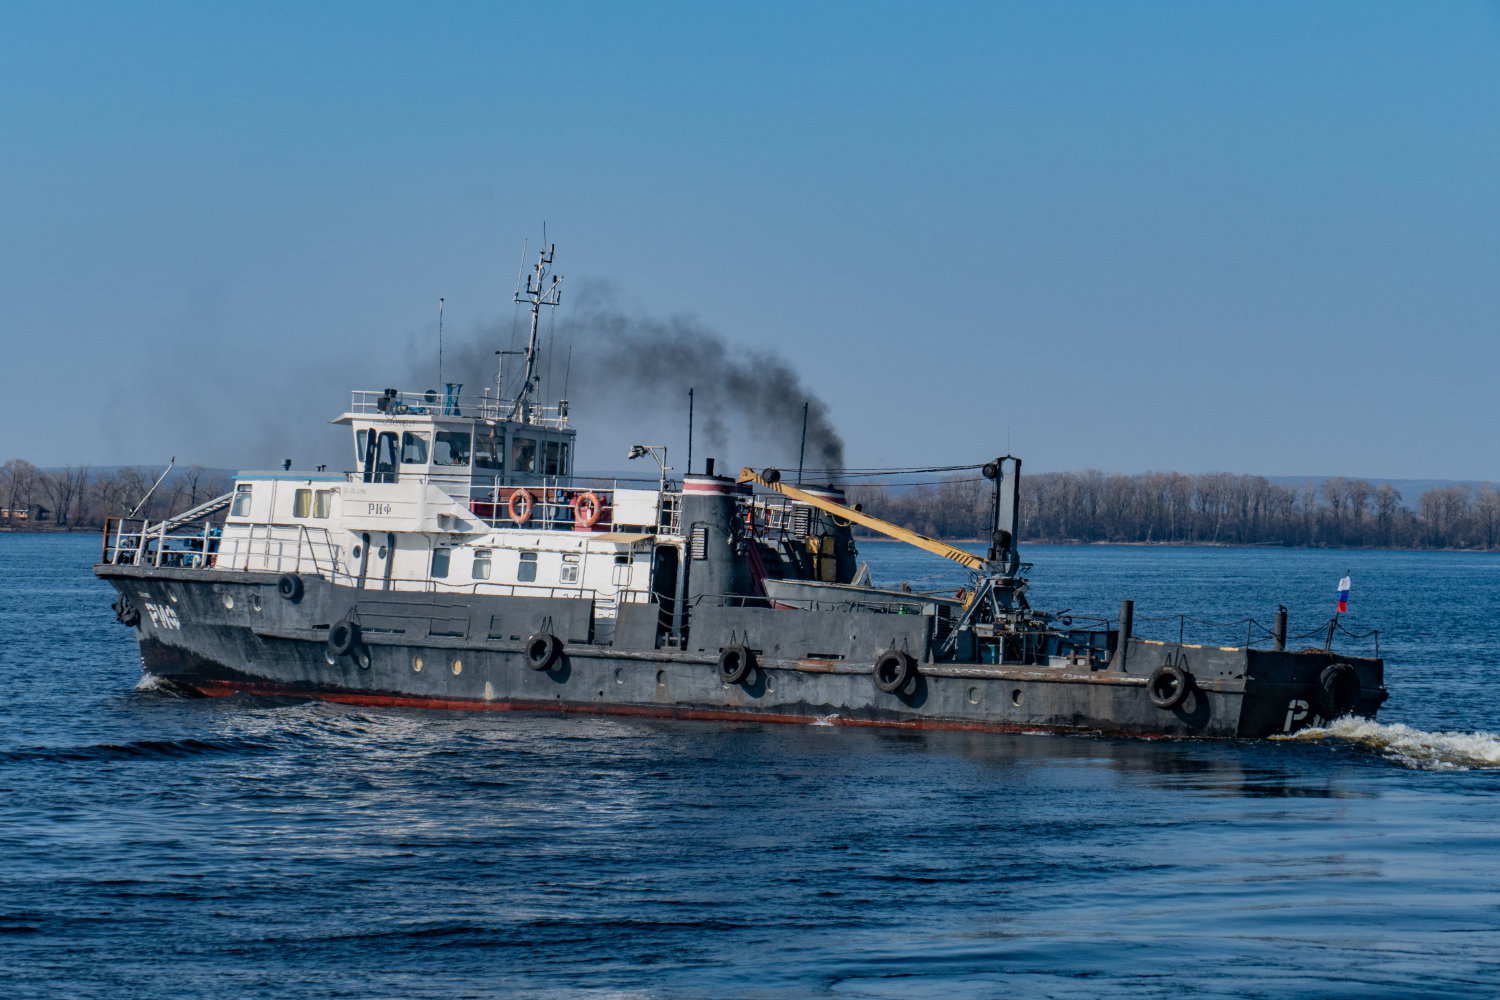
[512,438,536,473]
[230,484,253,517]
[354,429,367,466]
[431,547,451,579]
[400,432,429,464]
[293,489,312,517]
[518,551,537,583]
[544,441,563,476]
[314,490,332,518]
[472,549,491,580]
[433,431,471,467]
[474,428,502,470]
[372,432,398,483]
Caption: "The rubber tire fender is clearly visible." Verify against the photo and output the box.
[1313,662,1361,720]
[277,574,304,602]
[114,594,141,627]
[1147,664,1192,710]
[526,632,562,671]
[328,620,361,657]
[874,649,916,693]
[718,644,754,685]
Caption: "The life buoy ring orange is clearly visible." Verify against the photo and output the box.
[508,489,535,525]
[573,491,604,528]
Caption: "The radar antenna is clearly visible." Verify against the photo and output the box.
[507,240,563,423]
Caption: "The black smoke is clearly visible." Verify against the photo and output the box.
[438,280,845,477]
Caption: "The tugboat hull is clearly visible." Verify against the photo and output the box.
[100,564,1385,739]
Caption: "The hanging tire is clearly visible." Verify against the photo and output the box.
[328,620,361,657]
[113,594,141,627]
[1313,662,1361,719]
[1147,664,1192,709]
[874,649,915,693]
[526,632,562,671]
[278,574,303,601]
[718,644,754,684]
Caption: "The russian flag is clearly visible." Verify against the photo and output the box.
[1337,575,1350,614]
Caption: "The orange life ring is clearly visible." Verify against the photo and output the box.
[573,491,604,528]
[508,488,535,525]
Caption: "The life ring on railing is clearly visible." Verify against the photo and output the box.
[508,489,535,525]
[573,491,605,528]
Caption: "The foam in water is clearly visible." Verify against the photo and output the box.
[1276,717,1500,771]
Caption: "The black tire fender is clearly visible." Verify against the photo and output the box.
[718,644,754,684]
[526,632,562,671]
[1147,664,1192,709]
[328,620,360,657]
[277,574,304,602]
[874,649,916,693]
[1313,662,1361,719]
[114,595,141,627]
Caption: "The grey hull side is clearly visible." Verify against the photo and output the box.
[97,565,1385,739]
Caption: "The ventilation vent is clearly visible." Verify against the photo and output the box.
[690,526,709,560]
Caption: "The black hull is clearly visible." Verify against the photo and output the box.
[100,564,1387,739]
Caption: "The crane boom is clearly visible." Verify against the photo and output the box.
[736,468,986,572]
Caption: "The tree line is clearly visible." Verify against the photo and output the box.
[1,459,233,529]
[846,470,1500,550]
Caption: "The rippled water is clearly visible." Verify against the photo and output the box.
[4,534,1500,998]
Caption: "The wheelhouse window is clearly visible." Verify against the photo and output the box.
[400,432,429,465]
[434,431,471,467]
[354,429,367,466]
[471,549,492,580]
[431,547,451,579]
[230,484,253,517]
[474,428,502,471]
[544,441,564,476]
[512,438,536,473]
[365,430,398,483]
[292,489,312,517]
[517,551,538,583]
[313,490,332,518]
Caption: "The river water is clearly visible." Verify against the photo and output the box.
[2,533,1498,998]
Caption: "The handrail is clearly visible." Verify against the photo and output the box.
[737,467,987,572]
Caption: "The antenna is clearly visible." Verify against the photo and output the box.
[508,239,563,422]
[437,297,445,389]
[797,401,809,484]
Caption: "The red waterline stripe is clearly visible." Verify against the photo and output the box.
[184,680,1112,736]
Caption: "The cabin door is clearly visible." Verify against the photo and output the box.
[652,545,679,637]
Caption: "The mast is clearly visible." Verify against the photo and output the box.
[507,242,563,422]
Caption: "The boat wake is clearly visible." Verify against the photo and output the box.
[1276,717,1500,771]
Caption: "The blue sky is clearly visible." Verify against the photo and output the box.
[4,1,1498,479]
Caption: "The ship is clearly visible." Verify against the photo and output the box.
[96,244,1388,738]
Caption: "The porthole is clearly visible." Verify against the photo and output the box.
[969,687,981,705]
[377,545,388,559]
[325,650,338,666]
[352,544,362,559]
[656,670,666,687]
[412,655,424,673]
[765,673,777,693]
[1011,688,1023,707]
[221,592,234,610]
[251,594,262,612]
[451,658,462,676]
[168,591,179,604]
[614,668,624,685]
[356,649,371,670]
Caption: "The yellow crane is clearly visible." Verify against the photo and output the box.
[736,467,987,572]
